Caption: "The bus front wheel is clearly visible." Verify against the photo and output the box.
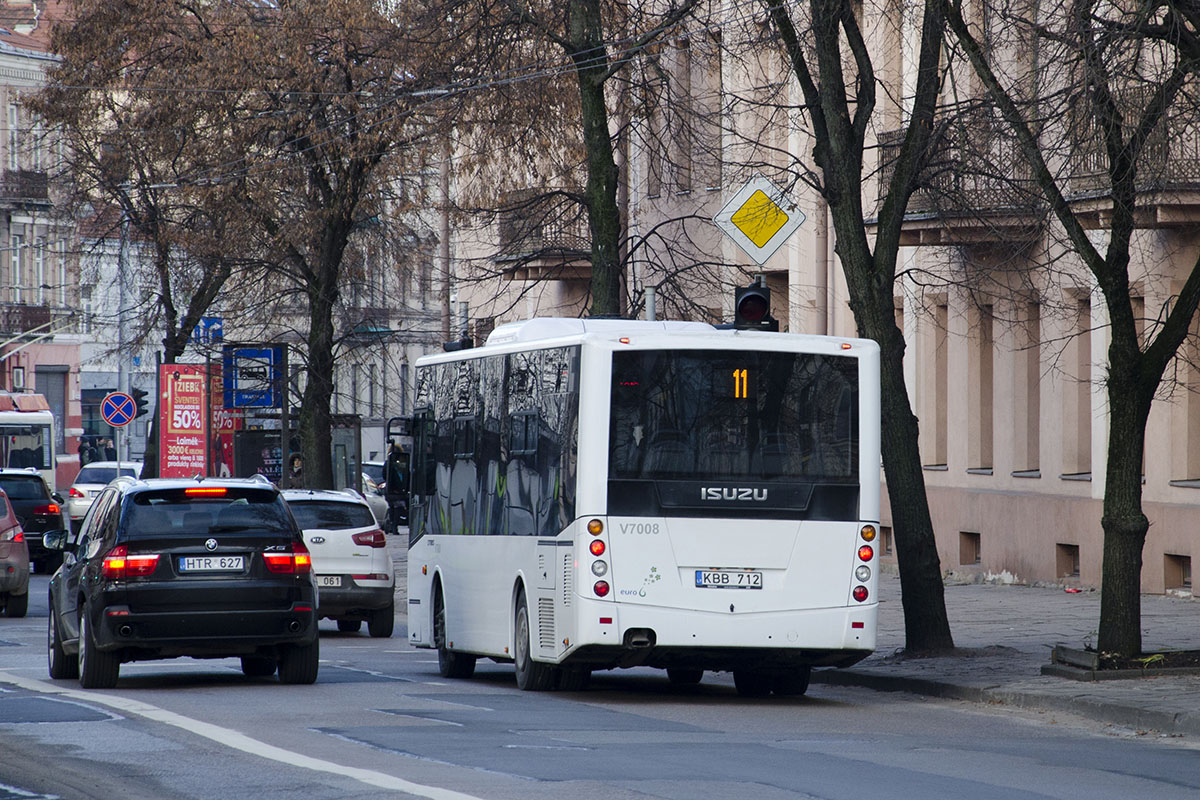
[434,589,476,679]
[514,593,555,691]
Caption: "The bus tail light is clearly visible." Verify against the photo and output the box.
[852,586,869,602]
[593,580,610,597]
[860,524,876,542]
[858,545,874,562]
[587,519,604,535]
[589,539,605,556]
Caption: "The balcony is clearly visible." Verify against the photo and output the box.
[0,170,49,206]
[0,303,72,337]
[874,107,1042,246]
[495,189,591,281]
[1067,87,1200,228]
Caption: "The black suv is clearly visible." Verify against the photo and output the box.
[43,477,319,688]
[0,469,66,573]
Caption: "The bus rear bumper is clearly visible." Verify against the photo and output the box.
[565,600,877,670]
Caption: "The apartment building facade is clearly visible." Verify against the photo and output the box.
[451,7,1196,595]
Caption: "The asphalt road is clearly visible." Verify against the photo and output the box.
[2,564,1199,799]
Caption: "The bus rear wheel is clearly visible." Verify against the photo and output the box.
[771,666,811,696]
[513,594,555,691]
[733,669,772,697]
[434,589,476,679]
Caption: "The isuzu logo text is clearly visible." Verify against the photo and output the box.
[701,487,768,501]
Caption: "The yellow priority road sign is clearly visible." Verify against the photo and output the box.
[713,175,806,265]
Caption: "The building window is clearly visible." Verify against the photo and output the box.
[10,234,22,303]
[959,531,981,565]
[1056,543,1080,579]
[1165,554,1192,592]
[368,363,377,417]
[8,104,18,170]
[57,240,67,305]
[82,285,93,333]
[31,118,42,172]
[35,238,45,303]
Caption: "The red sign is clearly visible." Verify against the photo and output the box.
[159,364,208,478]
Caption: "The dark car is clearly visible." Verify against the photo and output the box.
[43,476,319,688]
[0,469,67,573]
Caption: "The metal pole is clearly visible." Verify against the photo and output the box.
[645,286,657,321]
[117,201,130,397]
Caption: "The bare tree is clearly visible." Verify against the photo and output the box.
[762,0,955,651]
[946,0,1200,657]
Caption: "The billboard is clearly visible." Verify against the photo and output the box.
[159,364,208,478]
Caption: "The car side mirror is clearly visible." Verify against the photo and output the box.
[52,492,65,504]
[42,530,71,552]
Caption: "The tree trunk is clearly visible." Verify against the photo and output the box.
[300,277,337,490]
[862,299,954,652]
[1097,371,1152,657]
[568,0,622,317]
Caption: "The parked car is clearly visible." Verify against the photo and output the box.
[358,473,389,527]
[43,476,319,688]
[65,461,142,532]
[0,469,67,573]
[0,490,28,618]
[362,461,385,491]
[283,489,394,638]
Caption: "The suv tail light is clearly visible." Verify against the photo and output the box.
[69,487,86,498]
[351,529,387,548]
[1,527,23,542]
[35,503,60,515]
[263,542,313,574]
[102,545,160,579]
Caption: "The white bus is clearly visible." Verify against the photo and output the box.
[0,406,56,490]
[406,318,881,696]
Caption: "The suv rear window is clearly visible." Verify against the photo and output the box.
[289,501,375,530]
[0,475,48,500]
[122,488,293,539]
[76,466,139,485]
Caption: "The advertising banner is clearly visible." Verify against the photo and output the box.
[159,364,208,478]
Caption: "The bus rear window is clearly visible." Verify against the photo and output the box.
[609,349,858,482]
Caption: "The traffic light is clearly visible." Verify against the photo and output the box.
[734,279,778,331]
[132,388,149,419]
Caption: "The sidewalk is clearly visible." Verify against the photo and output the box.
[813,572,1200,736]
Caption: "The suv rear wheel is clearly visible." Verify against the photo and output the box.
[48,607,78,680]
[3,591,26,618]
[78,604,120,689]
[367,598,394,638]
[277,640,319,684]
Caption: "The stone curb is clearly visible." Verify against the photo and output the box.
[811,668,1200,737]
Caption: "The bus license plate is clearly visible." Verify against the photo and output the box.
[179,555,244,572]
[695,569,762,589]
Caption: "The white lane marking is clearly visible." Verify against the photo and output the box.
[0,671,484,800]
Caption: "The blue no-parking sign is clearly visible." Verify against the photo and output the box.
[101,392,136,428]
